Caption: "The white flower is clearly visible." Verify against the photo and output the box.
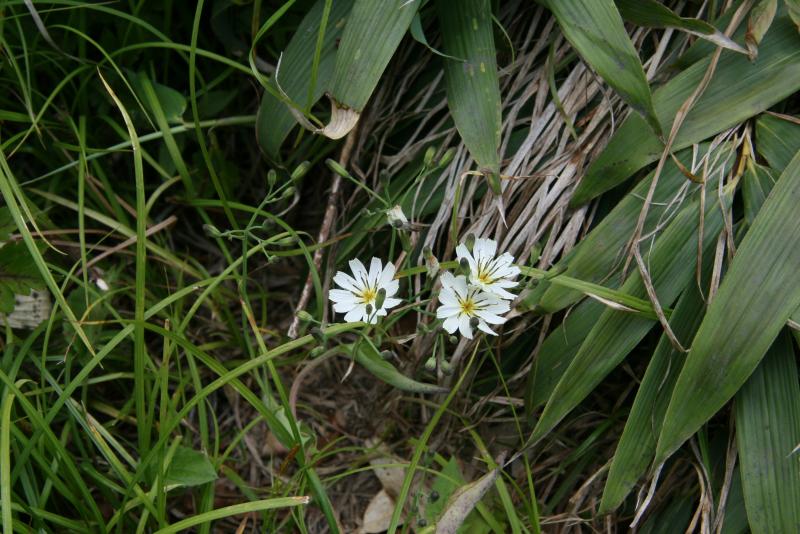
[329,258,401,324]
[386,205,409,229]
[456,237,519,300]
[436,272,509,339]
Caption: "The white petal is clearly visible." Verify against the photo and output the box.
[458,315,473,339]
[487,286,517,300]
[440,271,457,289]
[436,305,460,319]
[333,301,359,313]
[344,305,365,323]
[376,308,388,316]
[382,297,402,310]
[494,279,518,288]
[383,279,399,297]
[477,320,497,336]
[475,238,497,263]
[442,315,460,334]
[333,271,360,292]
[480,300,511,314]
[451,275,469,299]
[366,312,379,324]
[368,257,383,286]
[329,289,358,303]
[475,310,506,325]
[438,287,459,306]
[379,262,397,287]
[349,258,368,284]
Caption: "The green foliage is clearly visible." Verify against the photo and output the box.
[0,242,45,314]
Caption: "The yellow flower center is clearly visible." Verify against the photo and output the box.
[359,286,377,305]
[458,297,476,316]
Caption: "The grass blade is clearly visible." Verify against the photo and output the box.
[734,332,800,534]
[546,0,661,135]
[437,0,502,190]
[755,113,800,171]
[572,12,800,205]
[656,148,800,465]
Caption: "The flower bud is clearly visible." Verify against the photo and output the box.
[375,288,386,310]
[365,304,373,317]
[267,169,277,189]
[464,233,475,251]
[310,346,326,357]
[281,186,295,199]
[291,161,311,183]
[469,317,480,328]
[429,490,440,502]
[296,310,314,323]
[380,350,396,361]
[440,359,454,375]
[438,148,456,167]
[203,223,222,238]
[325,158,349,178]
[423,146,436,167]
[448,335,458,344]
[459,257,469,273]
[424,356,437,372]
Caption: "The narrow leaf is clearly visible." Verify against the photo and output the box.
[572,12,800,205]
[256,0,353,157]
[656,148,800,465]
[323,0,419,138]
[735,332,800,534]
[437,0,502,185]
[600,261,710,512]
[755,113,800,171]
[546,0,661,135]
[530,182,730,445]
[349,342,447,394]
[435,467,499,534]
[616,0,748,55]
[745,0,778,59]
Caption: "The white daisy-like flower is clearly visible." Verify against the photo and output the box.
[436,272,509,339]
[329,258,401,324]
[386,205,409,229]
[456,237,519,300]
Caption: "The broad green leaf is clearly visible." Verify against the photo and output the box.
[437,0,502,188]
[755,113,800,171]
[348,342,447,394]
[637,495,694,534]
[323,0,419,138]
[0,207,13,242]
[735,332,800,534]
[546,0,661,135]
[788,0,800,31]
[616,0,748,55]
[535,143,733,313]
[0,242,46,314]
[128,71,186,124]
[571,12,800,205]
[164,446,218,488]
[745,0,778,59]
[720,468,749,534]
[742,163,776,226]
[600,261,710,512]
[655,149,800,466]
[256,0,353,157]
[409,13,461,61]
[529,181,730,445]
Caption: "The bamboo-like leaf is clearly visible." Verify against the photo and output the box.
[734,332,800,534]
[600,261,710,513]
[546,0,661,135]
[755,113,800,171]
[788,0,800,31]
[321,0,419,139]
[348,342,447,395]
[535,144,732,313]
[616,0,748,55]
[655,149,800,466]
[528,183,730,445]
[437,0,502,189]
[571,12,800,205]
[745,0,778,59]
[742,163,776,226]
[256,0,353,157]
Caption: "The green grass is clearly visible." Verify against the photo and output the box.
[1,1,799,532]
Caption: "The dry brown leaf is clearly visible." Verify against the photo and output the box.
[435,467,499,534]
[359,489,399,534]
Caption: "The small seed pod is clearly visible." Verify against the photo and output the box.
[438,147,456,167]
[325,158,349,177]
[423,146,436,168]
[267,169,277,189]
[281,186,295,199]
[440,359,454,375]
[448,335,458,344]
